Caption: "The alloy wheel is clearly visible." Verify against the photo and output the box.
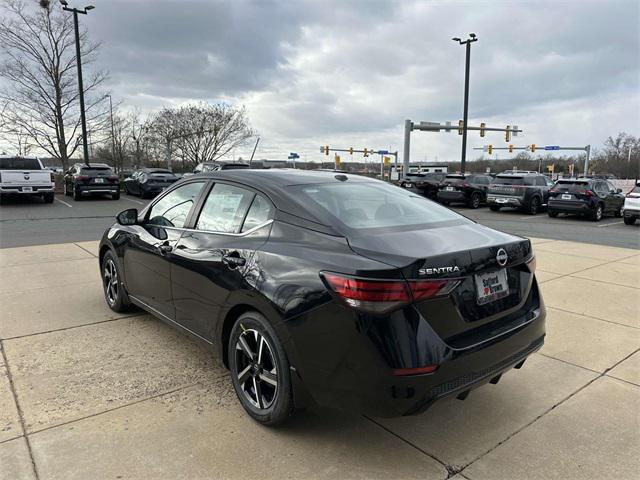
[103,259,119,306]
[234,329,278,409]
[595,205,602,221]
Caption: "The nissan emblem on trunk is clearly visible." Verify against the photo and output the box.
[496,248,508,266]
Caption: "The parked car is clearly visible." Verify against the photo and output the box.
[401,172,446,199]
[0,155,55,203]
[547,178,625,221]
[99,170,545,425]
[64,163,120,201]
[437,173,492,208]
[124,168,179,198]
[193,161,251,174]
[622,182,640,225]
[487,171,554,215]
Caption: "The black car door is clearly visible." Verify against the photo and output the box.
[123,180,207,319]
[170,182,274,341]
[606,181,624,214]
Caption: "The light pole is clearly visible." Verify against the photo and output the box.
[60,0,94,167]
[105,94,116,171]
[452,33,478,174]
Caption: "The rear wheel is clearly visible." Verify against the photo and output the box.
[72,186,81,201]
[614,205,623,218]
[591,204,603,222]
[489,205,501,212]
[229,312,293,426]
[112,191,120,200]
[548,210,559,218]
[43,192,54,204]
[624,216,637,225]
[468,192,481,209]
[527,196,540,215]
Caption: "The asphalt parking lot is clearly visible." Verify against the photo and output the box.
[1,192,638,249]
[0,191,639,480]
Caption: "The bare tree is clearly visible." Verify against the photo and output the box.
[146,102,255,171]
[0,0,108,170]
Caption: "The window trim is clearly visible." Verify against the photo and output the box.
[193,182,256,234]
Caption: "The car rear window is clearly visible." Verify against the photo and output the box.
[555,181,591,192]
[292,182,465,230]
[81,166,113,174]
[444,175,465,184]
[0,157,41,170]
[493,176,524,185]
[631,186,640,193]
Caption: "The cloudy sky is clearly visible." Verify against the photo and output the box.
[82,0,638,163]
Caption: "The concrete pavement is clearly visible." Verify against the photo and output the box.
[0,238,638,479]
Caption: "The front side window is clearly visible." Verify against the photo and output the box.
[147,181,205,228]
[196,183,254,233]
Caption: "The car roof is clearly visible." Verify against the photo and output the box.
[75,163,111,168]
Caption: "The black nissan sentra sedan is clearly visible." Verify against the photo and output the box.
[99,169,545,425]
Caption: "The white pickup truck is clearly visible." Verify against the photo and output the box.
[0,155,55,203]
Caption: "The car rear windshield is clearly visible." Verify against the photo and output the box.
[493,176,524,185]
[0,158,41,170]
[221,164,250,170]
[555,181,591,192]
[149,169,172,175]
[444,175,465,184]
[631,186,640,193]
[292,182,465,230]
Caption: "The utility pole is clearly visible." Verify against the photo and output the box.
[106,94,116,171]
[452,33,478,174]
[60,1,95,167]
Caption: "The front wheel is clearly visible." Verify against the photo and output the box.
[229,311,293,426]
[548,210,559,218]
[101,251,133,312]
[624,216,637,225]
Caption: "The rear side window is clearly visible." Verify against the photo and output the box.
[196,183,254,233]
[241,195,274,232]
[0,157,41,170]
[148,182,205,228]
[293,182,464,230]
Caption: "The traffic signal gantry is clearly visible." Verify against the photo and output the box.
[403,119,522,177]
[473,144,592,173]
[319,146,398,175]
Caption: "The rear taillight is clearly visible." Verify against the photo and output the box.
[393,364,439,376]
[526,255,537,274]
[549,188,557,193]
[575,189,593,197]
[461,182,470,188]
[322,273,458,314]
[50,172,55,182]
[76,175,89,182]
[108,175,119,182]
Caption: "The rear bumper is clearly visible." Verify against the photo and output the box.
[487,195,524,207]
[548,199,592,213]
[0,185,54,194]
[286,284,546,418]
[78,184,119,194]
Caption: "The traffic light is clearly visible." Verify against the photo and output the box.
[325,145,329,156]
[349,147,353,155]
[508,144,513,153]
[480,122,486,138]
[363,148,369,157]
[488,145,493,155]
[383,156,390,166]
[547,164,555,173]
[335,154,341,166]
[530,144,536,152]
[568,164,574,175]
[458,120,464,135]
[505,126,511,142]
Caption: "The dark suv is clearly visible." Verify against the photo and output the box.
[487,171,553,215]
[548,178,625,221]
[400,172,445,199]
[437,173,492,208]
[63,163,120,201]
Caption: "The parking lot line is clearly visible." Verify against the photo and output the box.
[597,221,624,228]
[121,197,144,205]
[54,198,73,208]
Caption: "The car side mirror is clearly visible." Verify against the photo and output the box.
[116,208,138,226]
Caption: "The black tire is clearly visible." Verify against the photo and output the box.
[624,216,637,225]
[440,200,450,206]
[63,182,70,196]
[72,186,82,201]
[43,192,54,204]
[101,250,133,313]
[591,204,603,222]
[614,205,623,218]
[548,210,559,218]
[112,191,120,200]
[228,311,293,426]
[124,184,130,195]
[527,196,540,215]
[468,192,481,209]
[489,205,501,212]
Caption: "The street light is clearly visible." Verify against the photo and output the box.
[105,94,116,171]
[60,1,95,167]
[452,33,478,174]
